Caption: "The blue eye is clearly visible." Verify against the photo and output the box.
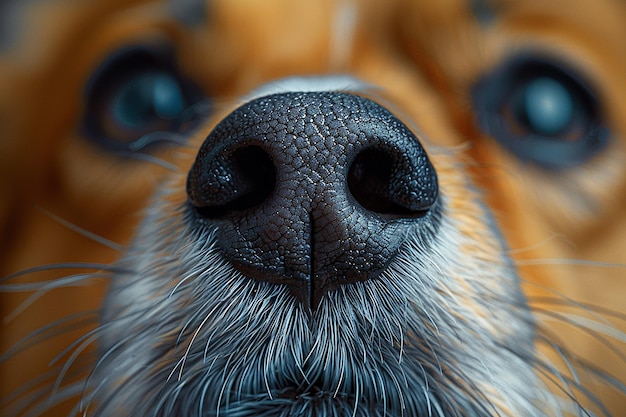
[520,76,574,137]
[473,55,609,169]
[111,72,185,129]
[83,45,207,153]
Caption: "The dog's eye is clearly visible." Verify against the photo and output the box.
[473,55,609,168]
[516,76,574,136]
[109,72,184,131]
[82,45,206,153]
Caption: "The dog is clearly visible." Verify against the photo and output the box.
[1,0,625,415]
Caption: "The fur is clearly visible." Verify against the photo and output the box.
[1,0,625,416]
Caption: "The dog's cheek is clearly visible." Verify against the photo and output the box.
[462,109,626,411]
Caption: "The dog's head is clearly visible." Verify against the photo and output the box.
[1,0,625,416]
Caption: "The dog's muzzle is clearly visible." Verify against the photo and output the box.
[187,92,439,310]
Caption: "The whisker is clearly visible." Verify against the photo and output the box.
[508,233,573,255]
[3,273,109,322]
[51,330,101,400]
[537,311,626,344]
[522,278,626,340]
[580,365,626,398]
[528,296,626,323]
[128,131,192,152]
[2,349,95,417]
[34,207,123,252]
[1,311,99,362]
[534,308,626,364]
[534,336,614,417]
[0,356,83,410]
[0,273,109,293]
[517,258,626,270]
[1,263,123,284]
[110,150,179,171]
[20,381,88,417]
[505,338,589,417]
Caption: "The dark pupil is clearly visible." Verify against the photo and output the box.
[518,76,574,137]
[111,72,185,129]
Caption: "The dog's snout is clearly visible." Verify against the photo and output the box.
[187,91,439,309]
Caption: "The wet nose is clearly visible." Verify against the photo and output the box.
[187,92,439,310]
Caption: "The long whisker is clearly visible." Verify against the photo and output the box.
[51,330,102,400]
[537,335,620,417]
[536,309,626,345]
[128,131,192,152]
[34,207,123,252]
[1,311,99,362]
[517,258,626,270]
[0,273,110,293]
[1,263,123,284]
[110,150,179,171]
[528,296,626,323]
[20,381,88,417]
[3,273,110,322]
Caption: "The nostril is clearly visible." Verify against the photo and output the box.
[348,148,396,214]
[187,145,276,218]
[348,147,436,218]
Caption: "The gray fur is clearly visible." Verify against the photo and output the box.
[91,158,544,416]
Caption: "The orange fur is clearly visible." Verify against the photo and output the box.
[1,0,625,415]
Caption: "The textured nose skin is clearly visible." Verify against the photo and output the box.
[187,92,439,309]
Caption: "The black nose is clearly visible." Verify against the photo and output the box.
[187,92,439,310]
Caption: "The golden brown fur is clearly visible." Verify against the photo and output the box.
[1,0,625,415]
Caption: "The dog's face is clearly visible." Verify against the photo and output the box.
[1,0,625,416]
